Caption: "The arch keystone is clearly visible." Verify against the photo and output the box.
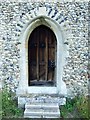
[37,7,47,16]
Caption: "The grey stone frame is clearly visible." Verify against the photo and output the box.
[16,7,68,97]
[16,15,68,97]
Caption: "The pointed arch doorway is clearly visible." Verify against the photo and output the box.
[17,16,67,96]
[28,25,57,86]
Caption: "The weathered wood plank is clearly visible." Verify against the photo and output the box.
[45,31,48,81]
[37,29,39,81]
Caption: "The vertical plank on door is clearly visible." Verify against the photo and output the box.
[45,30,48,81]
[36,28,39,81]
[48,32,52,81]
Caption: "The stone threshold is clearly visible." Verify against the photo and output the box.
[17,93,65,98]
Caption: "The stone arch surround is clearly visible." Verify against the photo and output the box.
[15,2,69,41]
[16,4,69,98]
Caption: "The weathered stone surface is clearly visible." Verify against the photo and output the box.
[24,102,60,118]
[18,95,66,108]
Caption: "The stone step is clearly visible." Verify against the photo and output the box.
[24,111,60,118]
[24,102,60,118]
[18,96,66,108]
[24,109,60,115]
[24,115,60,118]
[25,108,59,112]
[24,115,41,118]
[25,102,59,109]
[25,106,60,112]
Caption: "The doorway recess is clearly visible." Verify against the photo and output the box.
[28,25,57,86]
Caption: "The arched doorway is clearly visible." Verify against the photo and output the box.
[28,25,57,86]
[17,16,67,96]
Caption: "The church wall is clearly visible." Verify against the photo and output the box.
[0,0,88,97]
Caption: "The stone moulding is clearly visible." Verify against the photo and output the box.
[15,4,69,106]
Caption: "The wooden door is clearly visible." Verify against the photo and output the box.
[28,25,56,86]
